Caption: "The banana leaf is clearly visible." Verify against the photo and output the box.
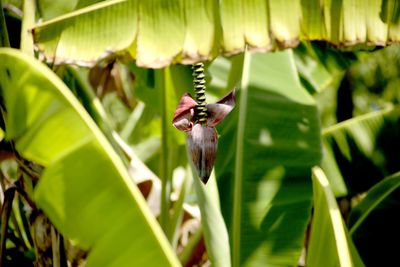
[307,167,364,267]
[321,107,400,197]
[32,0,400,68]
[214,50,322,267]
[0,48,180,267]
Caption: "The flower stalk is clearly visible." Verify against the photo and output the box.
[192,62,208,124]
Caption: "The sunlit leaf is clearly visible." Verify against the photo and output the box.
[32,0,400,68]
[307,167,364,267]
[0,48,180,267]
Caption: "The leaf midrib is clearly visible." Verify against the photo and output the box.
[232,51,250,267]
[349,176,400,235]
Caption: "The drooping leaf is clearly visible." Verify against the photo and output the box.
[0,48,180,267]
[33,0,138,66]
[307,167,364,267]
[341,0,387,45]
[321,107,400,197]
[32,0,400,68]
[214,50,322,267]
[348,172,400,266]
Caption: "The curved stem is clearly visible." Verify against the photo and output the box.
[20,0,35,55]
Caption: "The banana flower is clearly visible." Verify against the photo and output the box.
[172,90,236,183]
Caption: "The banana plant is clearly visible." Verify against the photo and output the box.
[2,0,400,266]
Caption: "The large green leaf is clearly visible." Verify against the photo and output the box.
[214,50,322,267]
[33,0,138,66]
[321,107,400,197]
[0,48,180,267]
[32,0,400,68]
[348,172,400,266]
[307,167,364,267]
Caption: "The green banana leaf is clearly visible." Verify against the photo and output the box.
[293,42,349,94]
[192,170,231,267]
[348,172,400,266]
[214,50,322,267]
[321,107,400,197]
[32,0,400,68]
[293,46,333,94]
[0,48,180,267]
[37,0,104,20]
[307,167,364,267]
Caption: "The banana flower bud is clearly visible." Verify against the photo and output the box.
[172,90,236,183]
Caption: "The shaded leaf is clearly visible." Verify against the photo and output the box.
[293,43,334,94]
[348,172,400,266]
[215,50,321,267]
[321,107,400,196]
